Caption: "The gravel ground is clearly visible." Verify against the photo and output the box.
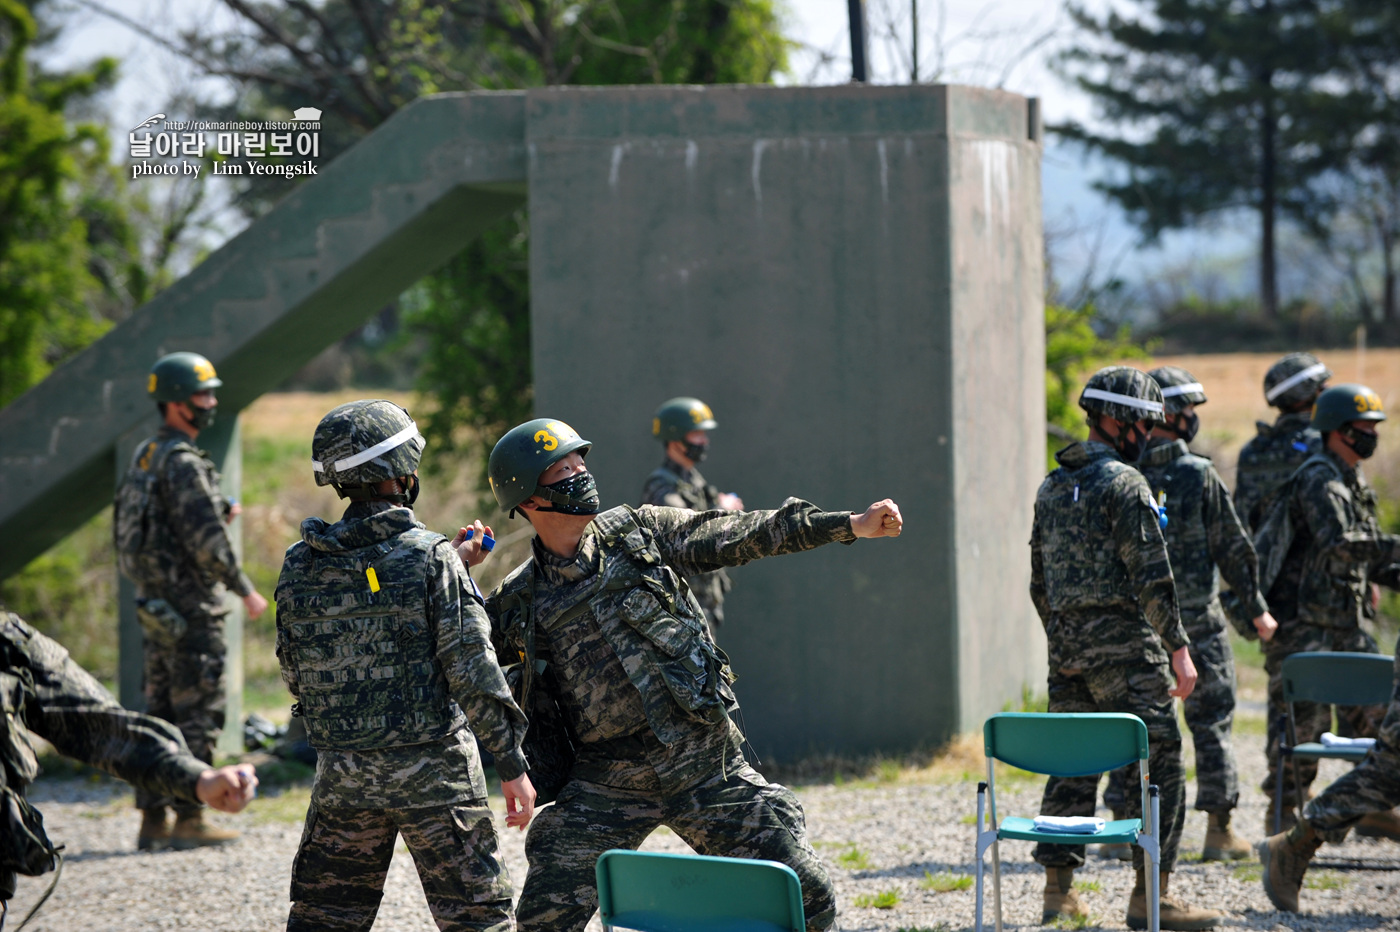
[7,727,1399,931]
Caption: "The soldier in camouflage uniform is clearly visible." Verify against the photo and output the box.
[1258,645,1400,911]
[1257,384,1400,840]
[276,400,535,932]
[115,352,269,850]
[1102,367,1277,863]
[2,611,256,915]
[640,398,745,638]
[1030,366,1221,931]
[1234,353,1330,529]
[478,417,904,932]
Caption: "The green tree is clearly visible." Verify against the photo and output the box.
[1054,0,1354,320]
[147,0,789,478]
[0,0,122,406]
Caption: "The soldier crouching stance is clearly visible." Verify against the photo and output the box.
[1030,367,1221,931]
[276,401,535,932]
[475,418,904,932]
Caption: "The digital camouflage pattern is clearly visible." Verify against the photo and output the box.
[275,501,529,809]
[1,612,208,886]
[1034,662,1186,874]
[288,801,513,932]
[276,500,528,930]
[1260,447,1396,801]
[1303,648,1400,842]
[640,459,733,632]
[516,732,834,932]
[1234,411,1319,530]
[486,499,855,932]
[1138,438,1268,635]
[310,399,424,490]
[115,426,252,813]
[1029,441,1188,671]
[1107,629,1239,814]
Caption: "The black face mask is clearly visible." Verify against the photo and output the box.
[1112,419,1150,462]
[187,403,217,431]
[682,441,709,464]
[534,469,601,515]
[404,474,420,506]
[1340,424,1379,460]
[1172,412,1200,444]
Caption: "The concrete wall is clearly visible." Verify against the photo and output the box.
[527,84,1046,761]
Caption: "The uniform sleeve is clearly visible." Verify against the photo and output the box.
[427,543,530,782]
[641,474,689,508]
[18,623,206,802]
[162,452,254,597]
[642,498,856,578]
[1203,466,1269,620]
[1297,468,1358,557]
[1110,477,1189,653]
[1029,507,1050,628]
[273,563,300,700]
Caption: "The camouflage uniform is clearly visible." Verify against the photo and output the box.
[488,499,853,932]
[123,426,253,814]
[1303,648,1400,842]
[640,459,732,634]
[276,501,529,932]
[1,612,209,897]
[1234,411,1320,530]
[1261,447,1391,805]
[1105,438,1268,816]
[1029,440,1190,874]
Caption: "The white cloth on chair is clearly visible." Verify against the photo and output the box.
[1319,732,1376,749]
[1032,816,1106,834]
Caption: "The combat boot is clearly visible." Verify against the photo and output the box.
[1202,810,1251,861]
[137,807,170,851]
[1264,800,1297,834]
[1126,868,1222,930]
[1042,866,1088,924]
[1096,809,1133,861]
[169,811,240,849]
[1355,807,1400,842]
[1256,819,1322,913]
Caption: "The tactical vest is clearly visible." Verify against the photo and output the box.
[1038,458,1147,612]
[494,506,736,751]
[646,466,718,511]
[113,434,197,591]
[277,527,465,751]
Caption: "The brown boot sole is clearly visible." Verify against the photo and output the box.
[1255,839,1298,913]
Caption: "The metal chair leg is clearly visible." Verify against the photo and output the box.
[1149,785,1161,932]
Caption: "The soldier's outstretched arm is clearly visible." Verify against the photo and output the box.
[643,497,901,578]
[5,615,225,807]
[426,545,531,783]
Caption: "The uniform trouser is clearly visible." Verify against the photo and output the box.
[1033,662,1186,874]
[136,610,225,814]
[1262,623,1385,806]
[287,800,512,932]
[1304,651,1400,843]
[515,763,835,932]
[1105,628,1239,815]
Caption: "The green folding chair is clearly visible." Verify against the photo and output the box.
[595,849,805,932]
[1274,651,1395,834]
[975,712,1159,932]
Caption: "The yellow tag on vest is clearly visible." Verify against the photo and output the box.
[366,568,380,593]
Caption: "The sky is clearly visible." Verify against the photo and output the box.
[42,0,1261,302]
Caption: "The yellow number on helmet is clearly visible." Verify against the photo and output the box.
[1354,391,1383,413]
[534,428,559,452]
[652,417,661,436]
[691,403,713,423]
[147,374,158,393]
[193,360,217,382]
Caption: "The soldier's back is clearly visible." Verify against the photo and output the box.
[1236,412,1318,528]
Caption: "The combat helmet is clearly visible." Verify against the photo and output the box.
[653,397,717,443]
[1265,353,1331,409]
[312,400,424,499]
[1078,366,1165,425]
[489,418,592,516]
[1312,384,1386,433]
[149,352,221,402]
[1148,366,1208,415]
